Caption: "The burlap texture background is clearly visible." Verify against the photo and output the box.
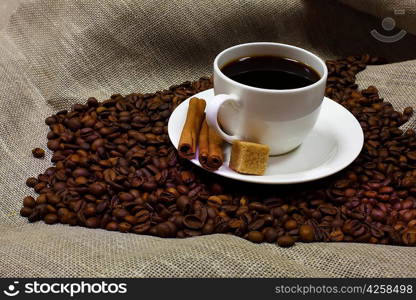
[0,0,416,277]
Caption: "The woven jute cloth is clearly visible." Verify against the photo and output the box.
[0,0,416,277]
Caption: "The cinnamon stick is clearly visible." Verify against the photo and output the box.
[198,118,224,170]
[207,122,224,170]
[198,118,209,166]
[178,97,206,159]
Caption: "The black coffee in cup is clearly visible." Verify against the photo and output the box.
[220,55,320,90]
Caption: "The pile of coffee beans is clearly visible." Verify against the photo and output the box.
[21,55,416,247]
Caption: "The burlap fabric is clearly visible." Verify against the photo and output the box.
[0,0,416,277]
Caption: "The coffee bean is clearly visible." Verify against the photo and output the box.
[44,213,58,224]
[46,193,61,205]
[299,224,314,242]
[407,152,416,161]
[118,222,132,233]
[105,221,118,231]
[263,227,278,243]
[370,208,385,221]
[20,207,33,217]
[248,219,265,231]
[177,185,189,195]
[85,217,100,228]
[132,223,151,234]
[248,202,268,212]
[277,235,295,247]
[408,220,416,228]
[89,183,105,195]
[329,229,344,242]
[36,194,47,204]
[202,222,215,234]
[155,222,176,237]
[45,116,57,125]
[142,181,157,192]
[23,196,36,208]
[182,229,201,237]
[183,215,204,229]
[32,148,45,158]
[271,207,285,218]
[176,195,191,213]
[124,215,137,225]
[402,228,416,246]
[113,208,129,219]
[247,231,264,243]
[284,219,298,231]
[25,177,38,188]
[135,210,150,223]
[404,107,413,116]
[342,220,365,237]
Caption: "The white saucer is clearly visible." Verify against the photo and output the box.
[168,89,363,184]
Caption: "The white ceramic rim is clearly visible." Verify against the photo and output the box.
[168,89,364,184]
[214,42,328,94]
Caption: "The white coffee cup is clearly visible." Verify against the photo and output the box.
[206,42,328,156]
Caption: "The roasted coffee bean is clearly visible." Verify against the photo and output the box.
[25,177,38,188]
[402,228,416,246]
[142,181,157,192]
[330,229,345,242]
[113,208,129,219]
[271,207,285,218]
[46,193,61,205]
[132,223,151,234]
[183,215,204,229]
[85,217,100,228]
[248,219,265,231]
[45,116,57,125]
[105,221,119,231]
[89,183,105,195]
[263,227,278,243]
[32,148,45,158]
[135,210,150,223]
[319,205,338,216]
[179,228,199,237]
[23,196,36,208]
[36,194,47,205]
[44,213,58,224]
[87,97,99,107]
[277,235,295,247]
[207,196,222,206]
[177,185,189,195]
[370,208,385,221]
[247,231,264,243]
[118,222,132,233]
[47,140,60,151]
[176,195,191,213]
[404,107,413,116]
[124,215,137,225]
[202,222,215,235]
[299,224,314,242]
[248,202,268,212]
[284,219,298,231]
[20,207,33,217]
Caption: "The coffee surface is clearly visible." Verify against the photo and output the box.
[221,55,320,89]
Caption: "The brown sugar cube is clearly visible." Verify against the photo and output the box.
[229,140,270,175]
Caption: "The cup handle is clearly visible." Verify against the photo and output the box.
[205,94,241,143]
